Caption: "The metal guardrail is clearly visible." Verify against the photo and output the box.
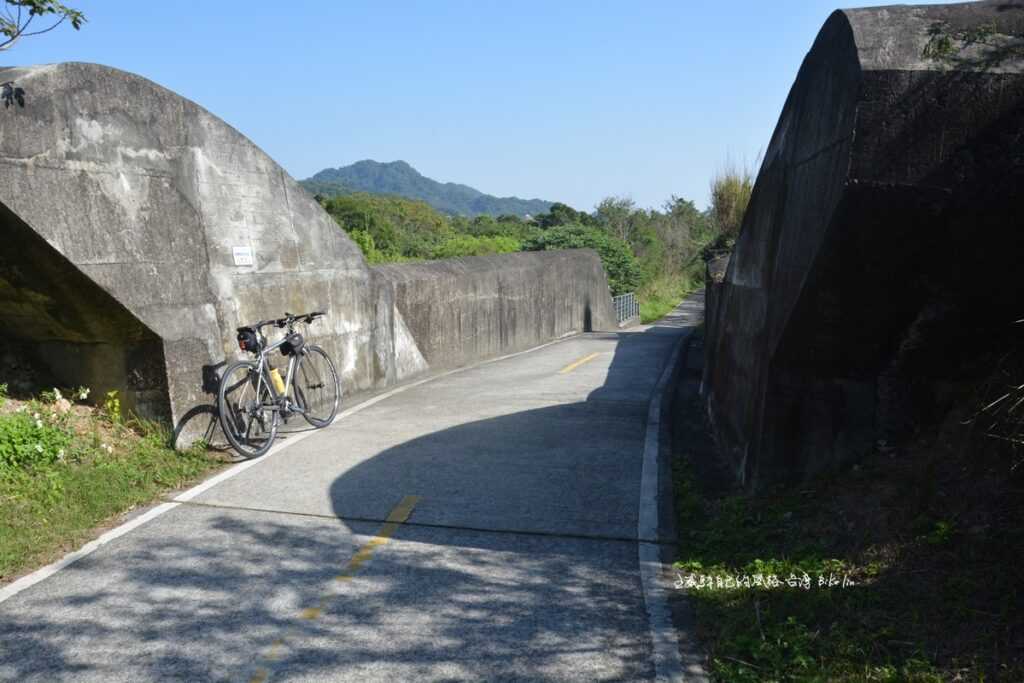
[613,292,640,327]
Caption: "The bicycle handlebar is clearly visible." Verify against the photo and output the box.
[242,310,327,332]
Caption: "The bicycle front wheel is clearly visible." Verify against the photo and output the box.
[218,361,278,458]
[294,344,341,428]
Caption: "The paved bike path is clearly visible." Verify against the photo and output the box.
[0,296,703,682]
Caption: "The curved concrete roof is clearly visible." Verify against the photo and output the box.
[0,62,377,429]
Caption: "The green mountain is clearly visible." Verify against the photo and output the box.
[301,160,553,218]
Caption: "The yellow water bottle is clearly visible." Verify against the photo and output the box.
[269,367,286,394]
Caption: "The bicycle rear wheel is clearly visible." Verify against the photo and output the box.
[294,344,341,428]
[218,361,278,458]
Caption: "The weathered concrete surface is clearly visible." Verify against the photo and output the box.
[703,1,1024,487]
[0,62,371,430]
[0,62,615,439]
[372,250,617,374]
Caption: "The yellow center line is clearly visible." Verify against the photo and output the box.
[247,495,421,683]
[558,352,601,374]
[333,494,419,579]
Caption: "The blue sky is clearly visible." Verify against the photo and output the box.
[5,0,961,211]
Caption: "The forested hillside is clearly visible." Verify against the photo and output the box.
[317,187,739,322]
[302,160,553,217]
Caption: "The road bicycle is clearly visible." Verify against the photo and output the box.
[217,310,341,458]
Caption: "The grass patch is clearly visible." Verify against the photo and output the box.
[639,269,703,323]
[0,388,224,582]
[672,343,1024,681]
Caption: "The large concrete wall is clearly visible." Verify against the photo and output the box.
[373,250,616,374]
[703,1,1024,488]
[0,62,615,441]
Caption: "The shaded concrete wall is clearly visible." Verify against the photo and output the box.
[0,62,615,441]
[703,1,1024,488]
[0,201,170,418]
[372,250,617,374]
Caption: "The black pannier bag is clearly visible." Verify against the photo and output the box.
[237,327,259,353]
[281,332,305,356]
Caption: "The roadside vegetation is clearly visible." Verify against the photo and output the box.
[673,330,1024,681]
[316,167,753,322]
[0,383,223,582]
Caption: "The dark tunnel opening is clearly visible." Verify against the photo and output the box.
[0,200,171,422]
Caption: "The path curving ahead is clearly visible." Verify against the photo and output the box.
[0,294,705,682]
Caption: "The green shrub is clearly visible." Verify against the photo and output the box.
[324,193,452,258]
[102,390,122,425]
[430,234,520,259]
[348,229,388,264]
[523,223,642,296]
[0,411,73,469]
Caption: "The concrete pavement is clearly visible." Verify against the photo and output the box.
[0,295,704,682]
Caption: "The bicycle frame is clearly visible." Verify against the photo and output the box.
[253,335,305,416]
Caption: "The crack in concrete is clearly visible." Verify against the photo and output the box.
[169,498,679,547]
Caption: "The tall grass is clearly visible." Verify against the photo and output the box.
[638,264,705,323]
[709,158,756,239]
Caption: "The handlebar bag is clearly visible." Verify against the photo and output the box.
[281,332,305,356]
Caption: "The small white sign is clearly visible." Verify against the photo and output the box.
[232,246,255,267]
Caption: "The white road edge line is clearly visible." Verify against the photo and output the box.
[638,323,709,682]
[0,331,583,605]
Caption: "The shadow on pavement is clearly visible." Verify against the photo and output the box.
[0,294,704,682]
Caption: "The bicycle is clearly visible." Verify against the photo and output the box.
[217,310,341,458]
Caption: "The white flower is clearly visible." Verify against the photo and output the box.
[35,419,43,429]
[34,443,43,453]
[101,443,114,454]
[77,388,90,401]
[33,412,40,420]
[15,405,26,413]
[52,388,63,401]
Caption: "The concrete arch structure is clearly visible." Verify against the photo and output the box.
[703,1,1024,487]
[0,62,616,441]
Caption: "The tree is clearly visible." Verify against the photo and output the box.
[0,1,84,51]
[664,196,705,240]
[348,229,387,264]
[522,223,641,296]
[535,202,594,229]
[594,196,639,243]
[323,193,451,258]
[658,195,713,271]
